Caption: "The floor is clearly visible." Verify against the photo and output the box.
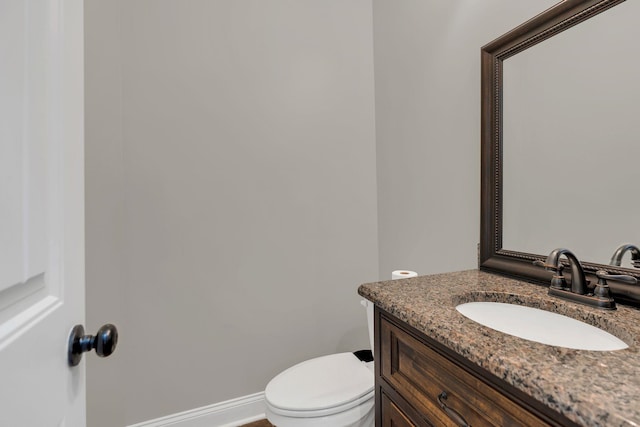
[239,420,274,427]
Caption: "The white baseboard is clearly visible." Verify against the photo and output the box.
[127,392,266,427]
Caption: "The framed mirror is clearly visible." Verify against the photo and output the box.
[479,0,640,302]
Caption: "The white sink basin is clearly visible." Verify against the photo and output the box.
[456,302,628,351]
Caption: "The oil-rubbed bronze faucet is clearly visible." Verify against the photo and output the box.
[533,248,588,294]
[609,244,640,268]
[533,248,637,310]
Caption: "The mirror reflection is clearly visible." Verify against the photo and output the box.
[501,0,640,268]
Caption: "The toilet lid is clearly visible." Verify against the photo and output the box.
[265,352,374,415]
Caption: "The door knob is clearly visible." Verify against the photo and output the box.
[68,324,118,366]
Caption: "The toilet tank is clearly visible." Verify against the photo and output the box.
[361,299,375,355]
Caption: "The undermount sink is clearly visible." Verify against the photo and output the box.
[456,302,628,351]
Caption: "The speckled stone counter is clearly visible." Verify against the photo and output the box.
[358,269,640,427]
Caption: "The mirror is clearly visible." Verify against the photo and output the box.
[502,0,639,267]
[479,0,640,295]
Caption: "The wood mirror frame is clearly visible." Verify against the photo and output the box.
[478,0,640,300]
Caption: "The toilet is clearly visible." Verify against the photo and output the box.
[264,299,376,427]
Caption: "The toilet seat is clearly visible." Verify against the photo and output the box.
[265,352,374,418]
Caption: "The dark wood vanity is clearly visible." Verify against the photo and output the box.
[375,307,580,427]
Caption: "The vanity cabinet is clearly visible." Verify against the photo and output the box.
[376,308,578,427]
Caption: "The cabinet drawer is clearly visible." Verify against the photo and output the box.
[380,315,550,427]
[381,392,417,427]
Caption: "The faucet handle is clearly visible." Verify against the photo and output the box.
[533,260,561,271]
[595,270,638,286]
[592,270,634,306]
[533,260,567,289]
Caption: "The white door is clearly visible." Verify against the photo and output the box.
[0,0,86,426]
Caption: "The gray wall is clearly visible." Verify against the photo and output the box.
[85,0,126,426]
[85,0,377,425]
[373,0,557,278]
[85,0,563,425]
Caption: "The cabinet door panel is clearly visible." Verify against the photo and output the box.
[381,392,416,427]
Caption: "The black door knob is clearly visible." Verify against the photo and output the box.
[68,324,118,366]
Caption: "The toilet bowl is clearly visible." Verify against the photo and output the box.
[264,300,375,427]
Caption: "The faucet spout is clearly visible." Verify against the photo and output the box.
[545,248,587,294]
[609,244,640,268]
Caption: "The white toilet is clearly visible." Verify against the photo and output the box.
[264,299,376,427]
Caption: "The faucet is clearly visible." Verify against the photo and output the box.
[609,244,640,268]
[533,248,587,294]
[534,248,640,310]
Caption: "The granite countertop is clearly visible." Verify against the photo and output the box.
[358,269,640,427]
